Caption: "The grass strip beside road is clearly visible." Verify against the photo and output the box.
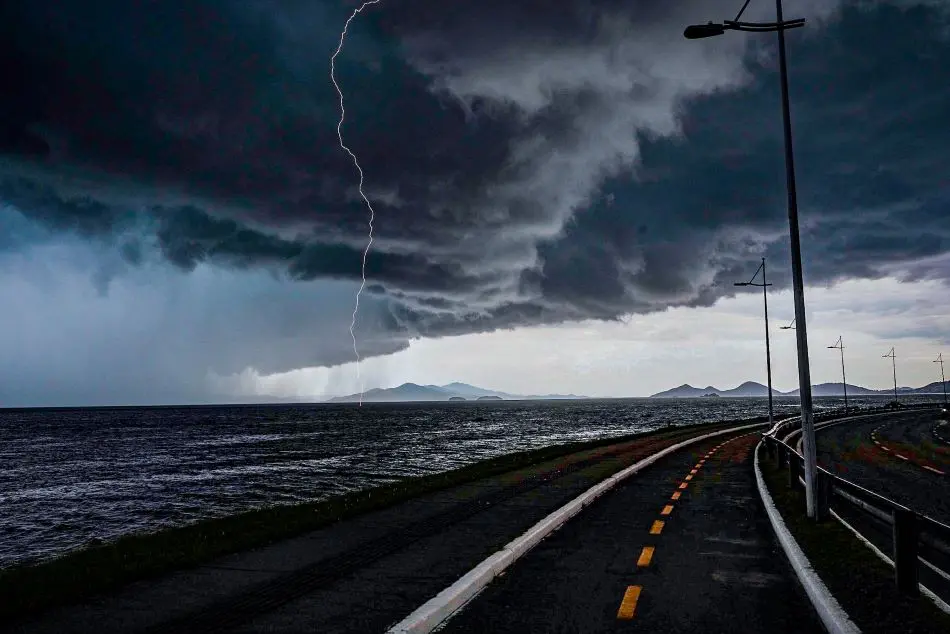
[0,416,764,622]
[761,453,950,634]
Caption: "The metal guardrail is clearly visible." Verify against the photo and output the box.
[762,404,950,597]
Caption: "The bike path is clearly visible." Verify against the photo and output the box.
[442,433,823,634]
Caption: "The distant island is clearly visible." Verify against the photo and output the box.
[327,382,586,404]
[650,380,948,398]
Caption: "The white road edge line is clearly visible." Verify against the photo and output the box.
[754,441,861,634]
[386,422,763,633]
[830,509,950,615]
[922,465,945,475]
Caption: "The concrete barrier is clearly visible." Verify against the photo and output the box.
[754,441,861,634]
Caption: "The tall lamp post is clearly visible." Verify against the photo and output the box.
[883,347,898,400]
[734,258,775,427]
[828,336,848,413]
[935,353,947,406]
[684,2,819,518]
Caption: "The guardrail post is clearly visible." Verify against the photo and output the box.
[788,454,800,490]
[815,470,831,522]
[893,508,919,596]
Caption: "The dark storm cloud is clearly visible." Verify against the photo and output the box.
[2,0,950,371]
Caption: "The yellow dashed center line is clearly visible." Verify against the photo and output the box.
[637,546,655,567]
[617,585,642,620]
[616,441,731,621]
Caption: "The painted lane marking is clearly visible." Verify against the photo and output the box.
[880,446,892,452]
[650,520,665,535]
[690,469,699,475]
[670,492,681,501]
[684,474,694,481]
[896,454,908,461]
[617,585,642,620]
[661,505,674,516]
[637,546,655,567]
[678,482,689,489]
[923,465,946,475]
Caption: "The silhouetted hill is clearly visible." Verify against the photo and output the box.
[327,382,588,403]
[651,382,785,398]
[650,384,709,398]
[653,380,947,398]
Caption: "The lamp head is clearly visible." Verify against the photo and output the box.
[684,22,726,39]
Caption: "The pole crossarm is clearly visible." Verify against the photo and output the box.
[723,18,806,31]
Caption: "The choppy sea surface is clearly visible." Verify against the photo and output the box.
[0,395,939,567]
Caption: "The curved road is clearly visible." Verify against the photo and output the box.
[816,409,950,524]
[440,432,823,633]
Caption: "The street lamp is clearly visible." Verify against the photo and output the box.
[828,336,848,413]
[935,353,948,406]
[734,257,775,427]
[684,0,819,518]
[780,318,796,330]
[883,347,898,401]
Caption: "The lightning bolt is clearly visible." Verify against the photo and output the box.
[331,0,383,406]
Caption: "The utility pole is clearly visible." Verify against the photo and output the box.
[884,347,897,400]
[828,336,848,413]
[734,258,775,427]
[936,353,947,406]
[683,0,817,517]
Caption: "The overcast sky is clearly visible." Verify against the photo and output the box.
[2,0,949,406]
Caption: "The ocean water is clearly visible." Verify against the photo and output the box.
[0,395,937,568]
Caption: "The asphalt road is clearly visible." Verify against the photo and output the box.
[814,409,950,605]
[6,426,746,634]
[441,433,823,634]
[815,410,950,524]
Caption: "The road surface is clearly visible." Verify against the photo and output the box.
[815,409,950,524]
[441,433,822,633]
[814,409,950,605]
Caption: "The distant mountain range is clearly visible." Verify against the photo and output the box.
[650,380,948,398]
[327,382,586,403]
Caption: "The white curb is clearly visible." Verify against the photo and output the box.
[754,441,862,634]
[386,421,764,633]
